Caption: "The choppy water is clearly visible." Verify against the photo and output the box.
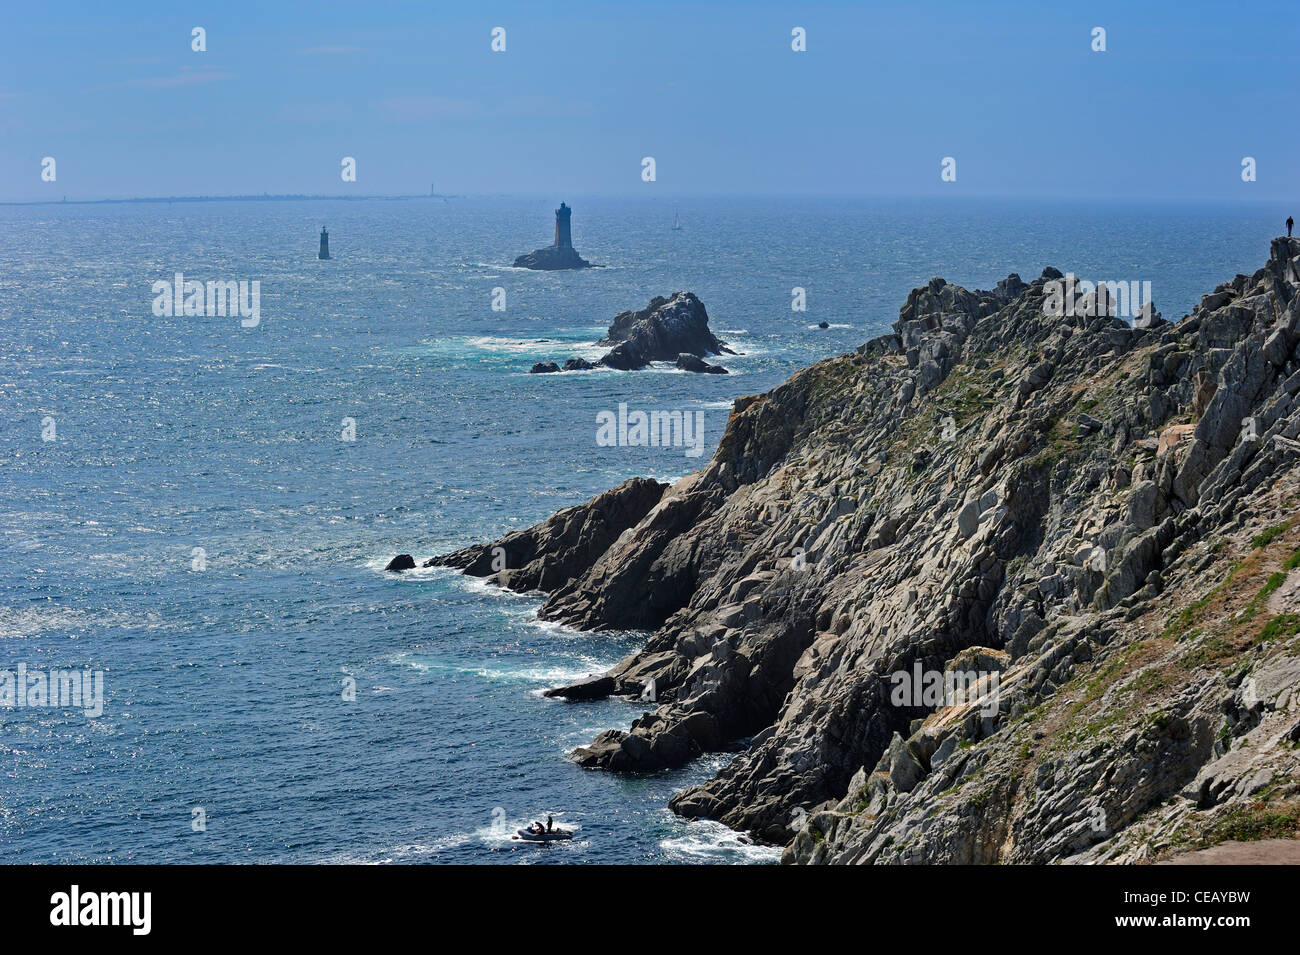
[0,195,1277,862]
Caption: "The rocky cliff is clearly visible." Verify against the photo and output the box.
[423,238,1300,863]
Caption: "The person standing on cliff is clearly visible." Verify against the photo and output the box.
[1288,216,1294,238]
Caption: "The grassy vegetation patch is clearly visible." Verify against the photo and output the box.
[1030,408,1084,472]
[808,357,859,421]
[885,366,993,461]
[1162,560,1245,641]
[1238,572,1289,624]
[1170,521,1300,664]
[1206,802,1300,844]
[1185,634,1236,668]
[1252,520,1294,549]
[1259,614,1300,644]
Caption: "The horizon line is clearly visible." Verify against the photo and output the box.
[0,192,1291,209]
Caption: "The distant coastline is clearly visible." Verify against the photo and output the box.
[0,193,460,208]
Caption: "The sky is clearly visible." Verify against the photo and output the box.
[0,0,1296,201]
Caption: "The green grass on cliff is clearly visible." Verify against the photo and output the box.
[1237,572,1288,624]
[807,356,860,419]
[1162,560,1245,642]
[1252,520,1295,549]
[884,365,993,462]
[1258,613,1300,643]
[1204,802,1300,844]
[1174,545,1299,665]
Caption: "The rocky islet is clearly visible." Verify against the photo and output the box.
[530,291,734,374]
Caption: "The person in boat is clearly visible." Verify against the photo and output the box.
[546,815,553,832]
[530,821,545,834]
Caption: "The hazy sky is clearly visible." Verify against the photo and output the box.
[1,0,1296,201]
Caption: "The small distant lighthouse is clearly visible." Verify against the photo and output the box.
[553,202,573,249]
[318,227,331,260]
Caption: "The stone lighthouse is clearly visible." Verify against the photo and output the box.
[553,202,573,249]
[512,201,592,269]
[318,227,331,260]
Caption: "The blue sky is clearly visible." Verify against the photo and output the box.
[1,0,1296,201]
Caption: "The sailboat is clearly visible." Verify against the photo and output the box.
[672,211,682,231]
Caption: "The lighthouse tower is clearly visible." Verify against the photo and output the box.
[318,227,331,260]
[553,202,573,249]
[511,200,591,269]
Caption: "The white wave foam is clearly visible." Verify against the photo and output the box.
[462,335,592,355]
[391,650,615,686]
[659,818,782,864]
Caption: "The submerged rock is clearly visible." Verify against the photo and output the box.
[676,353,728,374]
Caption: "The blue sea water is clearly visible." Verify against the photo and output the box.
[0,195,1280,863]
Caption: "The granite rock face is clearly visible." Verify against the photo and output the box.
[431,238,1300,863]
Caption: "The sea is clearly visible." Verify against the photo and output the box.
[0,195,1280,863]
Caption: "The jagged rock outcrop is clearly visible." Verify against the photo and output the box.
[530,292,734,373]
[598,292,732,369]
[423,477,666,593]
[429,238,1300,862]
